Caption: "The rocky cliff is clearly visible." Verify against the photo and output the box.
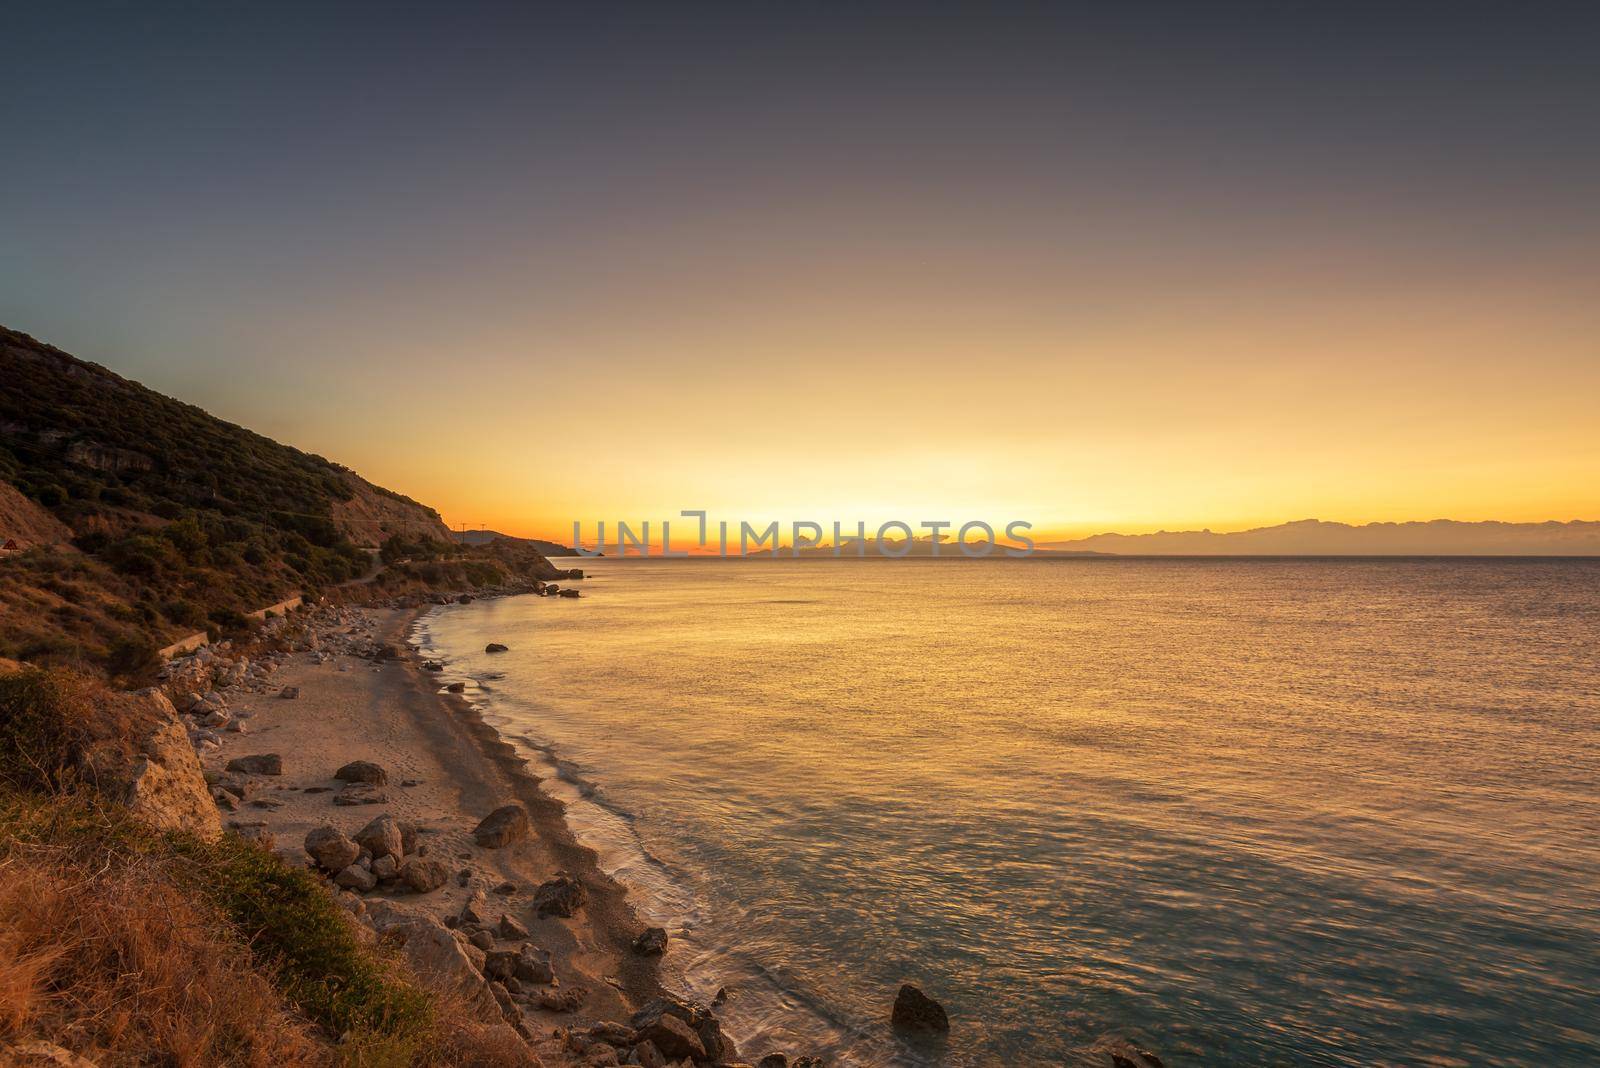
[332,471,453,548]
[86,687,222,841]
[0,323,455,674]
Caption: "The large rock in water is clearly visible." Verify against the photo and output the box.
[90,688,221,841]
[891,984,949,1033]
[473,803,530,847]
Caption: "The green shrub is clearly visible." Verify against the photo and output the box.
[161,598,208,628]
[0,791,435,1063]
[180,834,433,1055]
[463,562,503,587]
[0,668,91,790]
[107,634,160,680]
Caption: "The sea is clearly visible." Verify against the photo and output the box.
[412,557,1600,1066]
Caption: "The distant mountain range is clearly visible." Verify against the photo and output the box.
[449,529,582,556]
[1038,519,1600,556]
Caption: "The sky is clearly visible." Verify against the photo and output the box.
[3,3,1598,542]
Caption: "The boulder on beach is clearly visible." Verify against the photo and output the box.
[473,803,530,847]
[334,863,377,892]
[482,949,519,981]
[514,943,554,984]
[354,813,404,860]
[537,985,588,1013]
[398,856,449,893]
[589,1022,638,1048]
[333,784,388,806]
[629,997,719,1052]
[485,642,509,653]
[635,1013,703,1062]
[225,753,282,776]
[891,983,949,1034]
[334,759,389,785]
[459,889,492,927]
[632,926,668,956]
[533,872,587,917]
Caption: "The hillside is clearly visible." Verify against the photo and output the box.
[0,326,460,674]
[1038,518,1600,556]
[449,529,580,556]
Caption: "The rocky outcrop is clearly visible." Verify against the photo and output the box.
[330,470,452,548]
[89,688,221,841]
[64,440,153,474]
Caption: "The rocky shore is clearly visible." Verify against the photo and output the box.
[155,594,830,1068]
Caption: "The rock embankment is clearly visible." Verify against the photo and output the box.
[83,687,221,841]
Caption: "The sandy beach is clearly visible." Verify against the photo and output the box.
[196,603,666,1054]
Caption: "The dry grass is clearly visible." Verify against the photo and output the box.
[0,664,551,1067]
[0,848,327,1066]
[419,994,541,1068]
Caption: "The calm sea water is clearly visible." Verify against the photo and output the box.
[414,558,1600,1066]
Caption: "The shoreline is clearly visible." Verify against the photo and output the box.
[411,594,869,1066]
[188,597,668,1057]
[385,603,667,1010]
